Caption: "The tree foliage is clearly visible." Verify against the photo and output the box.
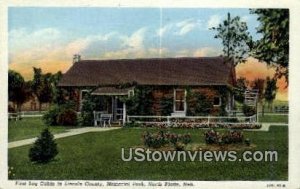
[251,78,265,103]
[264,77,278,110]
[250,9,289,82]
[29,128,58,163]
[43,101,77,126]
[242,104,256,117]
[187,91,213,116]
[80,92,108,126]
[159,97,173,116]
[31,68,63,110]
[8,70,31,112]
[126,86,154,115]
[211,13,251,66]
[234,77,249,104]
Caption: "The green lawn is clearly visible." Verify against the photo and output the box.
[259,114,288,123]
[8,117,70,142]
[8,126,288,180]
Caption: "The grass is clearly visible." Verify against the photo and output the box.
[8,126,288,180]
[259,114,288,123]
[8,117,70,142]
[272,100,288,107]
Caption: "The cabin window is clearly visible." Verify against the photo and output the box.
[174,89,186,112]
[128,90,134,97]
[80,90,89,110]
[213,96,221,106]
[81,90,89,101]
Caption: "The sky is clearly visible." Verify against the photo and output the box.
[8,7,287,100]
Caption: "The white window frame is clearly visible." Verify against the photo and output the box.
[213,96,222,107]
[80,89,89,110]
[173,89,187,113]
[128,89,135,97]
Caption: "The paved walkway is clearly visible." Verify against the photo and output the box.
[8,127,120,149]
[245,122,288,132]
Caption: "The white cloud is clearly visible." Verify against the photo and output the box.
[207,15,221,29]
[9,25,221,79]
[162,47,220,58]
[157,19,202,37]
[157,24,173,37]
[193,47,220,57]
[9,27,122,65]
[65,32,118,56]
[241,15,250,22]
[175,19,199,36]
[9,28,62,54]
[121,27,147,50]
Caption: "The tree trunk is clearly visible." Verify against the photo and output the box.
[39,102,42,112]
[17,103,22,120]
[270,102,273,112]
[16,103,21,113]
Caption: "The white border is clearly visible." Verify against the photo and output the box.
[1,0,300,189]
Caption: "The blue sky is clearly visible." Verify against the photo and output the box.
[8,7,261,77]
[10,7,289,101]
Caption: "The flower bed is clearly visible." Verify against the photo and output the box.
[141,122,262,129]
[142,130,192,149]
[204,129,247,145]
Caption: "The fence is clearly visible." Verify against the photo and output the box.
[127,115,257,127]
[8,111,46,120]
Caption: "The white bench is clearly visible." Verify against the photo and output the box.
[94,111,112,127]
[100,114,112,127]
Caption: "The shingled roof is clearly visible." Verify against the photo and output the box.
[58,57,236,87]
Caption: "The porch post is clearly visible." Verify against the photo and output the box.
[123,102,126,126]
[113,96,117,121]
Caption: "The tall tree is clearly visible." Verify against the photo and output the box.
[251,78,266,115]
[251,78,265,103]
[250,9,289,82]
[264,77,278,111]
[31,67,53,111]
[50,71,66,104]
[234,77,249,103]
[8,70,31,112]
[211,13,251,66]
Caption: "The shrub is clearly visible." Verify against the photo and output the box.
[43,105,60,125]
[243,104,256,116]
[187,92,213,116]
[143,131,167,148]
[175,142,185,151]
[182,133,192,144]
[222,130,244,144]
[80,92,108,126]
[160,97,173,116]
[124,121,141,128]
[204,129,245,145]
[142,131,192,149]
[126,86,154,115]
[43,102,77,126]
[57,109,77,126]
[204,129,220,144]
[29,128,58,163]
